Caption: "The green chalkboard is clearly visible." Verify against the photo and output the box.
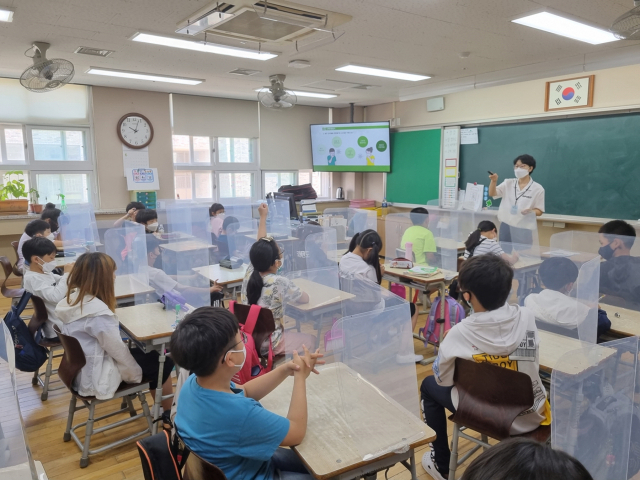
[460,113,640,219]
[387,129,441,205]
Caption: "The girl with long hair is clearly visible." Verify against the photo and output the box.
[463,221,518,265]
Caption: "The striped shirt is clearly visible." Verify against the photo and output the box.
[463,237,504,260]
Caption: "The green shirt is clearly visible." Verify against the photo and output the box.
[400,226,437,264]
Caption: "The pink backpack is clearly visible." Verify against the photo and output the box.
[228,301,273,385]
[419,295,465,346]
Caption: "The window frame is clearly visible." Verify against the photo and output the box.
[262,170,298,196]
[173,169,214,201]
[298,169,332,199]
[0,123,28,166]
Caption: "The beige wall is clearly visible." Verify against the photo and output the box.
[92,87,175,210]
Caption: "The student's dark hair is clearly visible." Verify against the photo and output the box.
[22,237,57,264]
[458,254,512,310]
[347,229,383,283]
[25,219,51,237]
[246,238,281,305]
[513,154,536,173]
[465,221,498,256]
[170,307,239,377]
[209,203,224,216]
[461,438,593,480]
[44,202,56,209]
[409,207,429,226]
[599,219,636,249]
[539,257,579,291]
[135,209,158,225]
[125,202,145,212]
[222,215,240,232]
[41,205,62,231]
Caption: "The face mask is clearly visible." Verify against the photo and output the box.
[461,291,474,313]
[37,257,57,274]
[228,344,246,369]
[147,222,159,232]
[277,256,285,274]
[46,233,55,241]
[514,168,529,179]
[599,243,615,260]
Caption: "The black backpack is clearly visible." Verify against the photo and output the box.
[4,292,48,372]
[137,430,190,480]
[278,183,317,201]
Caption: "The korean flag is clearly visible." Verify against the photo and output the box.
[549,79,589,108]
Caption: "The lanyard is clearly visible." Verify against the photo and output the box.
[514,180,532,205]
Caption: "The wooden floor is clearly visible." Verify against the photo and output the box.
[2,292,491,480]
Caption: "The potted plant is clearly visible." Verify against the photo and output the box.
[28,188,43,214]
[0,171,28,214]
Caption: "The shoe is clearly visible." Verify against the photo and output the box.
[396,353,424,364]
[422,450,448,480]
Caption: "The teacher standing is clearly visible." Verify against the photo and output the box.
[488,154,545,248]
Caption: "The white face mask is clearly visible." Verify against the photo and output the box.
[276,256,285,274]
[37,257,57,274]
[228,344,246,370]
[147,222,159,232]
[514,168,529,179]
[46,233,55,241]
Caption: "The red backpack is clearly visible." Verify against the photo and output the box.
[419,295,466,346]
[228,301,273,385]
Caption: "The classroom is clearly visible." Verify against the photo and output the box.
[1,1,640,480]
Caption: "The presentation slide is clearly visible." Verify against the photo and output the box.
[311,122,390,172]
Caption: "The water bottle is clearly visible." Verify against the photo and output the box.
[381,196,388,208]
[175,304,181,326]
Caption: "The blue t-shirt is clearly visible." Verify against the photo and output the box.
[176,375,290,480]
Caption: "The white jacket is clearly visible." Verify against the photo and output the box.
[433,303,551,435]
[55,292,142,399]
[23,269,69,338]
[524,289,590,329]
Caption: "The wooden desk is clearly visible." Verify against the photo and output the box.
[434,237,466,254]
[512,256,543,272]
[117,302,175,433]
[56,242,102,251]
[601,303,640,337]
[54,254,79,267]
[160,240,216,253]
[538,330,616,374]
[382,266,457,365]
[114,274,155,300]
[193,263,248,299]
[244,234,299,243]
[260,363,434,480]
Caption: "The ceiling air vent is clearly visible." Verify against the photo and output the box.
[74,46,114,57]
[228,68,261,76]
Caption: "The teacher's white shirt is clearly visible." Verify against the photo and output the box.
[493,178,545,213]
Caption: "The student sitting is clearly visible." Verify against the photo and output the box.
[114,201,146,228]
[216,215,241,260]
[135,208,163,235]
[17,219,53,272]
[41,203,64,247]
[55,252,174,421]
[171,307,321,480]
[462,438,593,480]
[209,202,225,240]
[22,237,73,339]
[399,207,437,265]
[463,221,518,264]
[340,230,422,364]
[144,236,223,306]
[597,220,640,306]
[525,257,611,340]
[421,255,550,480]
[243,237,315,356]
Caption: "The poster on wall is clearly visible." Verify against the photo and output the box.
[126,168,159,191]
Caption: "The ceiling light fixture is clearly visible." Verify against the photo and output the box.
[255,88,337,98]
[0,7,14,22]
[131,32,278,61]
[335,65,430,81]
[86,67,204,85]
[512,12,618,45]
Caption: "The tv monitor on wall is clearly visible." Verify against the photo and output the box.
[311,121,390,172]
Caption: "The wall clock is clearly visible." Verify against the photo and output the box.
[117,112,154,149]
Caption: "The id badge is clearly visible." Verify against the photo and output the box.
[511,205,518,215]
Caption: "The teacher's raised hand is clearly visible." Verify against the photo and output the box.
[488,172,499,182]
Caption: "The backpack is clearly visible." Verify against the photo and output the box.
[278,183,317,202]
[136,429,187,480]
[228,301,273,385]
[4,292,48,372]
[419,294,466,346]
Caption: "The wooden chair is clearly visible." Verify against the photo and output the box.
[183,450,228,480]
[447,358,551,479]
[10,240,23,277]
[0,255,24,305]
[55,327,154,468]
[29,296,65,401]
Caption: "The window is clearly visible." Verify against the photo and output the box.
[37,173,90,204]
[31,129,87,161]
[299,170,331,198]
[0,125,26,164]
[172,135,258,201]
[263,171,297,195]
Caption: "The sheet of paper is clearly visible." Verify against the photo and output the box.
[123,145,149,177]
[463,182,484,211]
[126,168,159,191]
[460,128,479,145]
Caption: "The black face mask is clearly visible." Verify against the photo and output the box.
[599,243,615,261]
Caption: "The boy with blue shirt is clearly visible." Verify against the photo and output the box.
[171,307,323,480]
